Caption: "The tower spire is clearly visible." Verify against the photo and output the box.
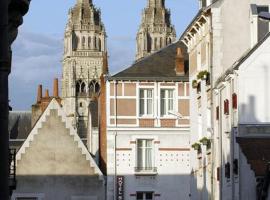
[136,0,176,60]
[148,0,165,8]
[76,0,92,5]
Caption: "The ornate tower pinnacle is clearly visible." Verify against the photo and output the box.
[62,0,107,139]
[136,0,176,60]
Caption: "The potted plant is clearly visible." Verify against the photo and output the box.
[192,80,198,89]
[199,137,211,149]
[191,143,202,153]
[197,70,210,81]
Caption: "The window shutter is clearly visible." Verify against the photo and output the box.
[225,162,231,178]
[232,93,237,109]
[216,106,219,120]
[217,167,220,181]
[224,99,229,115]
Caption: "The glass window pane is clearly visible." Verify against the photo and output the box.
[161,98,165,115]
[147,90,152,98]
[147,99,152,114]
[140,99,144,115]
[136,192,143,200]
[145,148,152,168]
[161,90,165,98]
[168,90,173,98]
[168,99,173,111]
[140,90,144,98]
[146,192,153,200]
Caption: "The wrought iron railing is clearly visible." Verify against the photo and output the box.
[9,148,16,195]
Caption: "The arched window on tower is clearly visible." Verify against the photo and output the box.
[93,36,96,49]
[76,80,87,96]
[154,38,157,50]
[89,80,100,97]
[82,36,85,49]
[160,37,163,48]
[88,37,91,49]
[147,34,152,53]
[99,38,102,51]
[73,34,79,50]
[96,37,99,49]
[168,38,172,44]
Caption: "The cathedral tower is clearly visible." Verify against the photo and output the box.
[136,0,176,60]
[62,0,107,139]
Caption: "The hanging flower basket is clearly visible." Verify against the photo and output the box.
[192,80,198,89]
[199,137,211,149]
[197,70,210,81]
[191,143,201,153]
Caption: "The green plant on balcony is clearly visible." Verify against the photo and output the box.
[197,70,210,81]
[199,137,211,149]
[191,142,202,153]
[192,80,198,89]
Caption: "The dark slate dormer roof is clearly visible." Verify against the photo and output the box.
[9,111,32,150]
[110,41,189,82]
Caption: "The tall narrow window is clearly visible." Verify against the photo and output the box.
[160,89,174,116]
[139,89,153,116]
[88,37,91,49]
[136,192,153,200]
[136,139,153,171]
[82,36,85,49]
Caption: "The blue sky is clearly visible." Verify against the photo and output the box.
[10,0,198,110]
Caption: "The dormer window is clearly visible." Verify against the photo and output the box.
[250,4,270,45]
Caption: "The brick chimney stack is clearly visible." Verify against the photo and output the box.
[53,78,59,97]
[175,47,185,76]
[37,84,42,103]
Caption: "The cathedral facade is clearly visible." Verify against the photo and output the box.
[61,0,107,147]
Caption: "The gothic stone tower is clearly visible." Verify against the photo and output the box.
[136,0,176,60]
[62,0,107,140]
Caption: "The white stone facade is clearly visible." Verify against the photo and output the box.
[106,81,191,200]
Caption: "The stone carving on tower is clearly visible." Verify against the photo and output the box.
[62,0,107,140]
[136,0,176,60]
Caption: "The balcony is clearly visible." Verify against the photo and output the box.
[9,149,16,196]
[134,167,157,176]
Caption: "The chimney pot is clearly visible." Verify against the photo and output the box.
[37,85,42,103]
[45,89,49,98]
[53,78,59,97]
[175,47,185,76]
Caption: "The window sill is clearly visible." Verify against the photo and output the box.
[134,167,157,176]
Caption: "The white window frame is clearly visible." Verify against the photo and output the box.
[139,89,154,117]
[160,89,175,117]
[136,191,154,200]
[136,139,154,172]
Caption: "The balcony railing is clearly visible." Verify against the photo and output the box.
[134,167,157,175]
[9,148,16,196]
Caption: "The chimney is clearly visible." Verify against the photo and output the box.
[45,89,49,98]
[175,47,185,76]
[53,78,59,97]
[37,84,42,103]
[102,52,109,74]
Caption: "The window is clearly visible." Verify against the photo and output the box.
[136,139,154,171]
[139,89,153,116]
[136,192,153,200]
[160,89,174,116]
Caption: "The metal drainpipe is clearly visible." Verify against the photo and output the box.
[114,81,118,200]
[209,14,215,200]
[0,0,10,199]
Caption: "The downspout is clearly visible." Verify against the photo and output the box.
[209,13,215,200]
[114,80,118,200]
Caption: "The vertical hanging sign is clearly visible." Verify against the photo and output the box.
[116,176,124,200]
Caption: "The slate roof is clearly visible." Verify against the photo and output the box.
[9,111,32,151]
[110,41,189,82]
[9,111,31,140]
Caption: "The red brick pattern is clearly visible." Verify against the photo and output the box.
[160,119,176,127]
[139,119,155,127]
